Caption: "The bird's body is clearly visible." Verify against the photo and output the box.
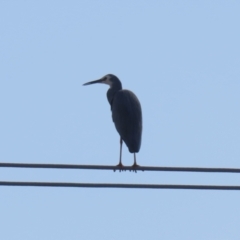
[112,90,142,153]
[83,74,142,169]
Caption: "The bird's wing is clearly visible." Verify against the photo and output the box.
[111,90,142,152]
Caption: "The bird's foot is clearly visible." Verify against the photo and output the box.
[130,163,140,173]
[113,162,125,172]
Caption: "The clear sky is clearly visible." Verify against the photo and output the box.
[0,1,240,239]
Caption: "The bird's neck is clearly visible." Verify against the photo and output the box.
[107,85,122,107]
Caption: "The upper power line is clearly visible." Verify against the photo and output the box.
[1,162,240,173]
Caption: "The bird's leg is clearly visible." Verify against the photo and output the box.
[114,138,125,172]
[130,153,141,173]
[119,138,123,166]
[133,153,140,167]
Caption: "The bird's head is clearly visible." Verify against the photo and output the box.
[83,74,122,89]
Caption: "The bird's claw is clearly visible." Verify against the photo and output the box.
[130,163,138,173]
[113,163,126,172]
[113,163,144,173]
[129,163,144,173]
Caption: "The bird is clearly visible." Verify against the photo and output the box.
[83,74,142,170]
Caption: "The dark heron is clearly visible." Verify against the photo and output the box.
[83,74,142,169]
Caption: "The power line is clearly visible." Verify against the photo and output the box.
[0,181,240,190]
[2,162,239,190]
[1,162,240,173]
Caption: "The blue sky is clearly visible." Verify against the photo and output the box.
[0,1,240,239]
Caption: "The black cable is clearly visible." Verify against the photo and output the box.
[1,162,240,173]
[0,181,240,190]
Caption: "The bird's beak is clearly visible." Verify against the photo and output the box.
[83,78,105,86]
